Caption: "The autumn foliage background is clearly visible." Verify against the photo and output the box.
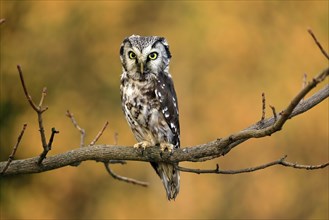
[1,1,328,219]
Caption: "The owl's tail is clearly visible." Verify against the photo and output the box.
[151,162,180,200]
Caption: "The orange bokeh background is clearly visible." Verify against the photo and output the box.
[1,1,328,219]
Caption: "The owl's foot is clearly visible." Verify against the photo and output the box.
[160,143,174,153]
[133,141,152,150]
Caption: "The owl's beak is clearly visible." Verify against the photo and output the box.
[140,62,144,74]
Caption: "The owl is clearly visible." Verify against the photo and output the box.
[119,35,180,200]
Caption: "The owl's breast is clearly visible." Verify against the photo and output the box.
[121,78,159,135]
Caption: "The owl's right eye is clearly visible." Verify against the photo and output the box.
[128,51,136,59]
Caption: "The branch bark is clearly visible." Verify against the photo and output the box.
[0,68,328,176]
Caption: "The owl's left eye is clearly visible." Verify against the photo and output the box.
[148,52,158,60]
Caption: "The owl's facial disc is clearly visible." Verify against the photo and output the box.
[127,46,160,75]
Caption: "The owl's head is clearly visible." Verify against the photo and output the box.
[120,35,172,79]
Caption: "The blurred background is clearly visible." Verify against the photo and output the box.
[0,1,328,219]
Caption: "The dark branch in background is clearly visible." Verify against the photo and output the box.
[1,124,27,174]
[66,110,86,147]
[0,29,328,178]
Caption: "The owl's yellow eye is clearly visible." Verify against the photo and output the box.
[148,52,158,60]
[128,51,136,59]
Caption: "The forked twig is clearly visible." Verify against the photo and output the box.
[1,124,27,174]
[17,65,52,165]
[104,162,149,187]
[38,128,59,165]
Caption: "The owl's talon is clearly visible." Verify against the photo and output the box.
[133,141,152,150]
[160,143,174,153]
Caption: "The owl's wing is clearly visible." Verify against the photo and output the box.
[155,73,180,148]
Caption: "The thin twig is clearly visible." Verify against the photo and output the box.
[260,92,266,121]
[269,105,277,122]
[17,65,49,164]
[280,160,329,170]
[114,132,119,145]
[301,73,307,102]
[0,18,5,25]
[308,28,329,60]
[38,87,47,108]
[227,68,328,141]
[1,124,27,174]
[66,110,86,147]
[38,128,59,165]
[90,121,109,146]
[104,162,149,187]
[302,73,307,90]
[177,155,329,174]
[17,65,39,112]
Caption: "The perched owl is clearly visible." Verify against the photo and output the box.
[120,35,180,200]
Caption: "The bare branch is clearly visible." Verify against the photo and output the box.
[114,132,119,145]
[0,73,327,176]
[308,28,329,60]
[1,124,27,174]
[66,110,86,147]
[38,87,47,110]
[177,155,329,174]
[1,31,327,177]
[302,73,307,90]
[104,162,149,187]
[301,73,307,102]
[17,65,49,164]
[269,105,277,122]
[90,121,109,146]
[37,128,59,165]
[226,68,328,141]
[260,92,266,121]
[280,160,329,170]
[17,65,40,112]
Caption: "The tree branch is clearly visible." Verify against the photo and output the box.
[308,28,329,60]
[176,155,329,174]
[90,121,109,146]
[1,29,328,179]
[0,67,327,176]
[1,124,27,174]
[66,110,86,147]
[17,65,53,165]
[104,162,149,187]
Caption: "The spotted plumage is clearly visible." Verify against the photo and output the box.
[120,35,180,200]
